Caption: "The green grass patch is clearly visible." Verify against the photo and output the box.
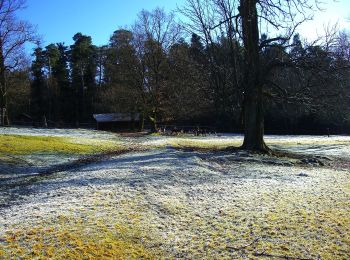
[166,138,241,150]
[0,134,120,156]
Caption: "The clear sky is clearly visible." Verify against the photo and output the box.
[18,0,350,48]
[18,0,186,47]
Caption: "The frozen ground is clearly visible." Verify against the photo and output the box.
[0,128,349,258]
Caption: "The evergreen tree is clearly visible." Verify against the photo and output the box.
[70,33,97,126]
[97,30,139,114]
[31,47,47,126]
[44,44,60,122]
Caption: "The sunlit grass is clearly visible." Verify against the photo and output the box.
[253,190,350,259]
[0,196,161,259]
[0,134,121,156]
[168,138,241,149]
[160,181,350,259]
[146,137,242,150]
[0,218,156,259]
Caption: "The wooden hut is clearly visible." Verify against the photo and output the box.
[93,113,140,132]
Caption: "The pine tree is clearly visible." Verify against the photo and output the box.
[31,47,47,126]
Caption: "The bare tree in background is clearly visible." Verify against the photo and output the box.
[132,8,182,131]
[0,0,38,125]
[179,0,245,129]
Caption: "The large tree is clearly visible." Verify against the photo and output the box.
[239,0,329,151]
[239,0,265,150]
[181,0,323,151]
[0,0,37,125]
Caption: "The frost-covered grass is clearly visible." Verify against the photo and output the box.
[1,163,349,258]
[0,128,349,258]
[0,213,157,259]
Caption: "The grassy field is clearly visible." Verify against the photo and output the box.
[0,129,349,259]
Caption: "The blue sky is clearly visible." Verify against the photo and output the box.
[18,0,350,48]
[18,0,186,47]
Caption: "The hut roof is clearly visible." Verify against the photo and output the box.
[93,113,140,123]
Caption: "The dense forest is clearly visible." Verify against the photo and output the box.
[2,0,350,136]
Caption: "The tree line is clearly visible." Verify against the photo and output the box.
[2,0,350,143]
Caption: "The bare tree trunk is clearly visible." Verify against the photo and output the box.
[0,71,9,126]
[0,42,7,126]
[75,66,85,128]
[42,115,47,128]
[242,85,268,151]
[149,109,158,133]
[240,0,269,152]
[140,110,145,131]
[0,82,5,126]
